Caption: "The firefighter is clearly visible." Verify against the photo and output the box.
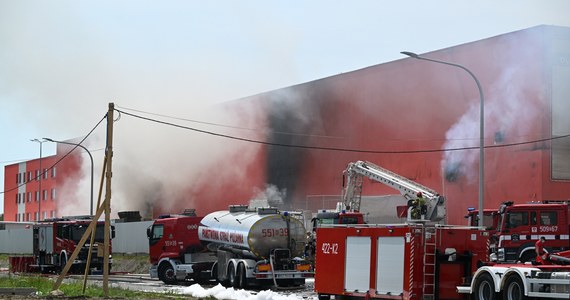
[411,192,426,219]
[535,236,549,264]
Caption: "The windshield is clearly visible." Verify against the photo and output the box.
[148,224,164,246]
[69,224,106,243]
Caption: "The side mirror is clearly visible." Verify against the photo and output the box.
[146,226,152,239]
[111,226,116,239]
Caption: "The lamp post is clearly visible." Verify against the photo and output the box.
[401,51,485,227]
[30,139,46,221]
[45,138,94,216]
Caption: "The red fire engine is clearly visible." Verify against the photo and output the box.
[315,223,570,300]
[29,217,114,273]
[467,201,570,263]
[315,224,490,299]
[314,161,570,300]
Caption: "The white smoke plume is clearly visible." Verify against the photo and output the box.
[249,184,287,208]
[441,57,542,183]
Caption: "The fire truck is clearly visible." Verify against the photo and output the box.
[146,206,314,287]
[315,223,570,300]
[467,200,570,263]
[314,161,570,300]
[31,217,113,273]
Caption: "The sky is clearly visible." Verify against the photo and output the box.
[1,0,569,215]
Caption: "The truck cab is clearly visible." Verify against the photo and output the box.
[147,211,215,284]
[465,208,498,231]
[495,201,570,263]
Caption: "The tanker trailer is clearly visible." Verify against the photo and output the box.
[198,205,314,289]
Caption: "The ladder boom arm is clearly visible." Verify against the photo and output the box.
[342,161,446,221]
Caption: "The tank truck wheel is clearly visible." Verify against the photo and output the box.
[228,263,237,287]
[158,262,177,285]
[473,273,497,300]
[503,276,527,300]
[236,263,248,289]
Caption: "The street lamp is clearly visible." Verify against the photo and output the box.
[401,51,485,227]
[30,138,46,221]
[44,138,94,216]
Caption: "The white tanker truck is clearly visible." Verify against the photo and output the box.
[147,205,314,288]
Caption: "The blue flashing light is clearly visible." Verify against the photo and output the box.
[283,211,289,217]
[467,207,475,212]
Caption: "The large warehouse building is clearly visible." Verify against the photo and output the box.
[4,25,570,225]
[174,24,570,225]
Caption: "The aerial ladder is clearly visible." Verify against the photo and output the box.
[341,160,446,222]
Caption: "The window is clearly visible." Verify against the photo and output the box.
[52,167,56,178]
[507,211,529,228]
[35,212,39,221]
[28,192,31,202]
[16,173,19,184]
[148,224,164,246]
[51,211,55,218]
[15,194,18,204]
[531,211,537,225]
[43,190,47,201]
[35,191,40,201]
[35,170,40,180]
[540,211,558,226]
[551,42,570,179]
[43,168,48,180]
[26,213,30,221]
[43,211,47,220]
[51,188,56,200]
[28,171,32,181]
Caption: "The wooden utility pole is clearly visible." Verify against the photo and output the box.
[52,103,115,297]
[103,102,115,295]
[82,155,108,293]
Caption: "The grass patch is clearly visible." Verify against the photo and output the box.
[0,274,196,299]
[0,254,9,269]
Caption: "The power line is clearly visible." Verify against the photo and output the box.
[114,108,570,154]
[0,114,107,195]
[115,104,345,140]
[116,104,552,143]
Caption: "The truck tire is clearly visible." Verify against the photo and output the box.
[236,263,248,289]
[59,254,67,272]
[503,275,527,300]
[519,251,534,264]
[158,262,176,285]
[317,294,331,300]
[228,263,237,288]
[473,273,498,300]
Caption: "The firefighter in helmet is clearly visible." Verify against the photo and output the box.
[411,192,426,219]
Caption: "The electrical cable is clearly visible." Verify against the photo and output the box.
[0,114,107,195]
[115,104,345,140]
[114,108,570,154]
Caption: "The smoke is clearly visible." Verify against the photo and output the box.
[265,87,329,209]
[0,2,302,218]
[441,50,542,183]
[249,184,287,208]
